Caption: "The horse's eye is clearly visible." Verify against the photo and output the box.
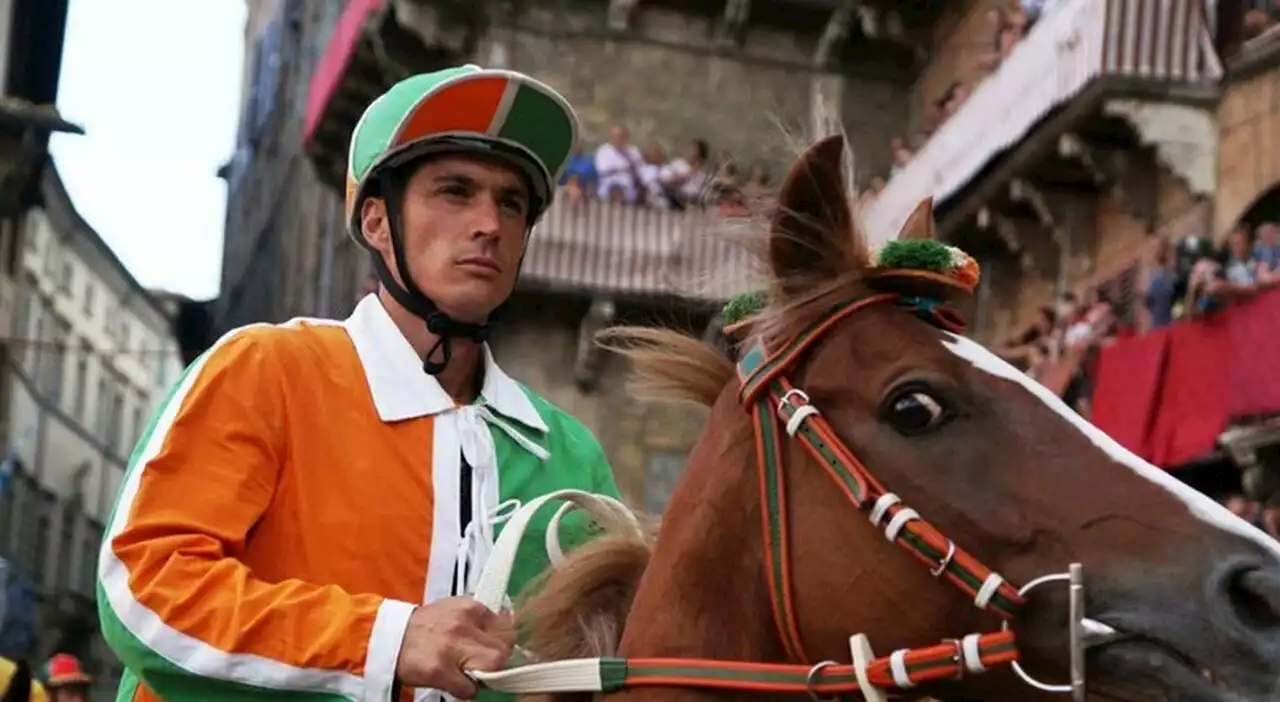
[883,389,949,435]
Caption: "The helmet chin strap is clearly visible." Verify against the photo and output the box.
[374,170,491,376]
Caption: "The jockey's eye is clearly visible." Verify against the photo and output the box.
[880,386,951,436]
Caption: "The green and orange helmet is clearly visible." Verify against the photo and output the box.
[344,64,579,244]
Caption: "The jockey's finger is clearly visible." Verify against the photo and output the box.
[456,636,512,673]
[433,666,481,700]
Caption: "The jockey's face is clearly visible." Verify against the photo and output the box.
[52,687,88,702]
[361,154,531,324]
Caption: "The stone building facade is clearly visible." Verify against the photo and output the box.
[1,165,184,696]
[221,0,1279,503]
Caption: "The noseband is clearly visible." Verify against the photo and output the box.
[470,293,1106,701]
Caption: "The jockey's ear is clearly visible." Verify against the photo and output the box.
[767,135,856,291]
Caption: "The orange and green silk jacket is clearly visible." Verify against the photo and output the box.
[96,295,621,702]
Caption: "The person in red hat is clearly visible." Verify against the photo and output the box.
[38,654,89,702]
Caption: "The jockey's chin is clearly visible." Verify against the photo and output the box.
[428,270,516,326]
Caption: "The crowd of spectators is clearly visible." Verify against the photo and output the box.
[858,1,1058,204]
[557,124,776,217]
[992,218,1280,419]
[994,287,1120,418]
[1222,494,1280,539]
[1143,221,1280,329]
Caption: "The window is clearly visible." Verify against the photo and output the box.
[41,238,57,279]
[131,392,146,452]
[30,490,54,585]
[80,519,103,595]
[154,353,170,389]
[16,273,38,370]
[26,309,45,379]
[72,341,91,421]
[643,450,688,514]
[95,375,108,437]
[119,320,131,350]
[84,281,95,316]
[43,315,72,400]
[56,504,76,589]
[58,259,73,293]
[105,377,125,454]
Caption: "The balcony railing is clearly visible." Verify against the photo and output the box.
[860,0,1221,242]
[522,197,758,302]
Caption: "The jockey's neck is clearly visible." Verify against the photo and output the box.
[379,288,484,405]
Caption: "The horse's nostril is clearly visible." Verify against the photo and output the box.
[1223,566,1280,632]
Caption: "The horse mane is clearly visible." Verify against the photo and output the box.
[597,135,872,408]
[1,660,32,702]
[516,135,886,702]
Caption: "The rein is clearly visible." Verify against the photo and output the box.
[469,294,1099,701]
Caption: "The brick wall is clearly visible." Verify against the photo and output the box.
[474,4,910,178]
[986,164,1210,340]
[1217,59,1280,235]
[910,0,999,131]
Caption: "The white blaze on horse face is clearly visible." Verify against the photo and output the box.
[939,332,1280,561]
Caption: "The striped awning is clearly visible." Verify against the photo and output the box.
[521,198,759,302]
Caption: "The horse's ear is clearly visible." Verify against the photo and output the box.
[897,198,937,240]
[768,135,853,284]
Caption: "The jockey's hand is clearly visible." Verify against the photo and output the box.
[396,597,515,698]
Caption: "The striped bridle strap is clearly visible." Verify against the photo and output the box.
[735,294,1025,664]
[472,632,1019,697]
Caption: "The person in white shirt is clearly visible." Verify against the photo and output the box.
[594,125,644,202]
[659,138,710,210]
[637,142,670,209]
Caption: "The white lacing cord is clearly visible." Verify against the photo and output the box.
[456,498,523,598]
[473,405,551,461]
[453,404,551,598]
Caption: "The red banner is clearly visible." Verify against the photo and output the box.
[1092,287,1280,467]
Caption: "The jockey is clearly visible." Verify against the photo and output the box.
[37,654,90,702]
[96,65,621,702]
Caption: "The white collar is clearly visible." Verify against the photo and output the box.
[342,294,547,432]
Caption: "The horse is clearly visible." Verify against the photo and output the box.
[480,134,1280,702]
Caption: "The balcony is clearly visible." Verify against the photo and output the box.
[520,197,755,304]
[860,0,1222,243]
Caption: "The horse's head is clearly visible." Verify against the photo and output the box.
[524,135,1280,702]
[693,135,1280,701]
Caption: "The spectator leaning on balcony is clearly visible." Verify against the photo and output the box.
[95,64,623,702]
[1143,238,1179,330]
[658,138,711,210]
[638,141,670,209]
[1254,222,1280,283]
[559,142,597,192]
[594,124,644,202]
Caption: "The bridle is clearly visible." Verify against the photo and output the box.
[471,293,1110,701]
[731,293,1092,700]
